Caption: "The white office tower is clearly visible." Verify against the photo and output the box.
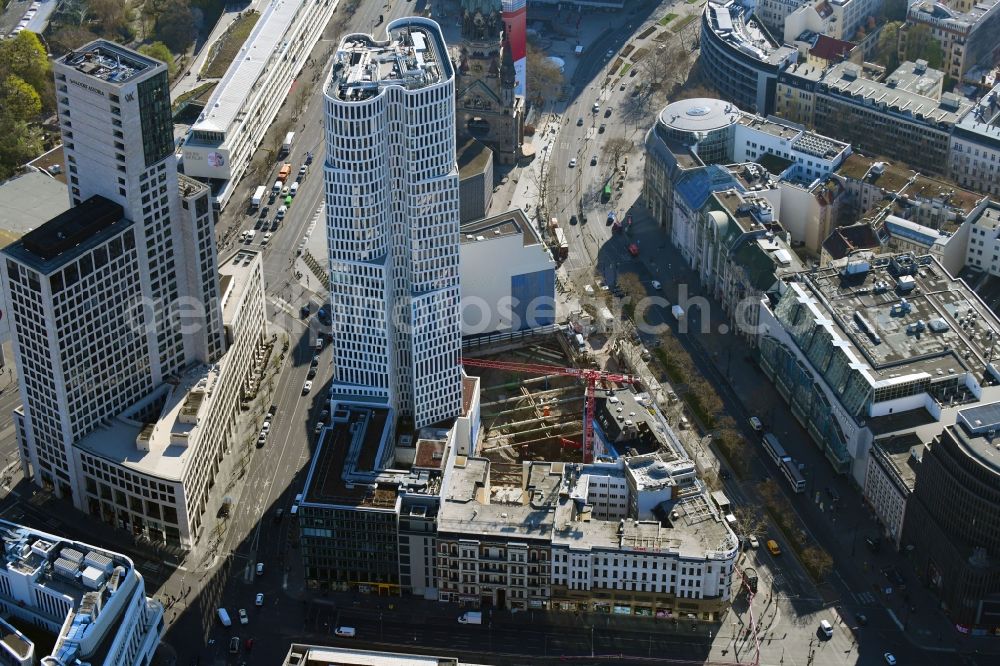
[324,18,462,428]
[0,42,227,521]
[53,41,224,376]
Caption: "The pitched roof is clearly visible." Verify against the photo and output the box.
[822,223,881,260]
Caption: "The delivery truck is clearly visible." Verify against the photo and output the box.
[278,163,292,183]
[457,611,482,625]
[671,305,685,320]
[217,608,232,627]
[281,132,295,156]
[251,185,266,210]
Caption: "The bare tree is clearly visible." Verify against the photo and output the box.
[801,546,834,580]
[640,45,691,95]
[602,137,634,168]
[525,42,564,106]
[522,155,553,233]
[731,506,767,540]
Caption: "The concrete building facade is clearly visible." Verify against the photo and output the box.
[949,83,1000,197]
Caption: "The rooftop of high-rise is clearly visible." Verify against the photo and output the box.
[58,40,159,84]
[329,18,453,102]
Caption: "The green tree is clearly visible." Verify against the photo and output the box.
[155,0,197,52]
[901,23,944,70]
[139,42,177,77]
[874,21,901,72]
[0,76,42,120]
[0,31,50,93]
[0,119,44,181]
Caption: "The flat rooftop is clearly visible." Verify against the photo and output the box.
[705,0,796,67]
[60,41,158,84]
[596,389,681,458]
[969,200,1000,231]
[871,433,924,490]
[949,402,1000,474]
[0,520,144,666]
[283,643,472,666]
[437,458,561,539]
[190,0,311,134]
[330,19,453,102]
[657,97,741,134]
[74,363,222,481]
[838,153,983,216]
[954,82,1000,146]
[791,254,1000,387]
[219,250,261,323]
[553,465,736,559]
[2,196,129,275]
[910,0,1000,28]
[457,138,493,178]
[460,208,540,247]
[0,171,71,244]
[820,61,973,126]
[302,405,397,509]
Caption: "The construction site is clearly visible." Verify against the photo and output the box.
[462,335,641,487]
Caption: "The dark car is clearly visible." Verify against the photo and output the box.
[604,108,612,118]
[598,123,606,134]
[719,469,731,481]
[569,215,578,225]
[856,613,868,626]
[825,486,841,503]
[865,535,881,553]
[307,367,317,379]
[259,206,269,219]
[577,117,584,126]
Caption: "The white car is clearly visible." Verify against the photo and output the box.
[749,416,764,432]
[569,158,577,168]
[262,232,272,244]
[238,608,248,625]
[261,422,271,434]
[256,562,264,576]
[748,535,760,548]
[302,380,313,395]
[651,280,662,290]
[255,593,264,607]
[883,653,896,666]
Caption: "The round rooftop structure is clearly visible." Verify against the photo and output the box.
[657,98,740,134]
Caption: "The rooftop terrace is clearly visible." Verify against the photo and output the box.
[705,0,796,67]
[60,41,157,84]
[790,254,1000,390]
[330,19,452,103]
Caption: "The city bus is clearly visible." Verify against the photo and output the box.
[761,433,786,466]
[780,457,807,493]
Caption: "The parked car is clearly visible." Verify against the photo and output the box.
[230,637,240,653]
[604,108,612,118]
[256,562,264,576]
[749,416,763,432]
[599,123,606,133]
[302,380,313,395]
[239,609,248,625]
[569,158,577,168]
[747,535,760,548]
[590,155,597,166]
[255,593,264,607]
[628,243,639,257]
[577,117,584,126]
[651,280,662,290]
[883,653,896,666]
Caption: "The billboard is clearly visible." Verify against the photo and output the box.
[501,0,527,98]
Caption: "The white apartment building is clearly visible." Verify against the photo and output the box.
[182,0,338,208]
[0,520,163,666]
[324,18,462,429]
[756,0,810,33]
[550,457,738,620]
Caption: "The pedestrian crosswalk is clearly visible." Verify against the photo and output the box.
[853,591,876,606]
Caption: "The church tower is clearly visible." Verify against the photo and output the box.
[454,0,524,165]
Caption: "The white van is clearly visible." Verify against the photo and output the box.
[819,619,833,638]
[217,608,232,627]
[272,179,282,193]
[290,182,299,196]
[334,626,356,637]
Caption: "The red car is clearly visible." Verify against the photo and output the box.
[628,243,639,257]
[245,639,254,651]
